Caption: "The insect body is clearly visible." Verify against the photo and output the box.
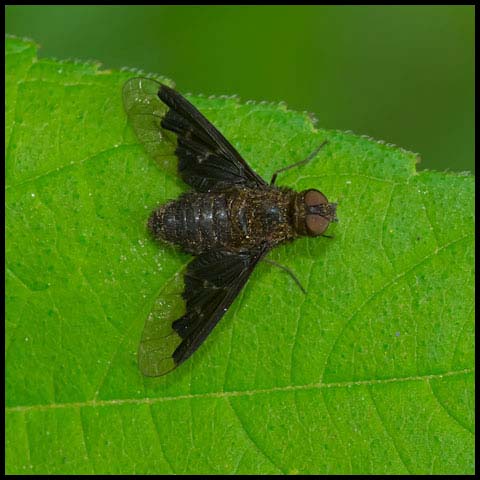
[150,187,302,254]
[123,78,337,376]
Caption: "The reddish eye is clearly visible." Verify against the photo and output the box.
[304,189,327,206]
[305,214,330,236]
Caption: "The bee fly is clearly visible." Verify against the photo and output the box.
[123,78,337,376]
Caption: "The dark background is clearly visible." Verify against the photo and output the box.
[6,5,475,172]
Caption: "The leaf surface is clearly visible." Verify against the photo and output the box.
[5,36,474,474]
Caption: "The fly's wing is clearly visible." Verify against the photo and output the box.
[138,244,269,376]
[123,77,173,165]
[159,83,267,191]
[123,77,267,192]
[137,270,185,377]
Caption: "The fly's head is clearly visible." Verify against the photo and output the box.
[293,189,337,237]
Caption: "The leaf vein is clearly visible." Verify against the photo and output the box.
[367,386,411,474]
[6,368,473,414]
[427,379,474,435]
[226,397,284,474]
[322,234,470,381]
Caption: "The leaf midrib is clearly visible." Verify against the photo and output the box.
[5,368,474,413]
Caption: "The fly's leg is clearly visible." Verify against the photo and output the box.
[263,259,307,294]
[270,140,329,185]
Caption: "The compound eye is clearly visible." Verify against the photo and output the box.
[305,214,330,236]
[304,189,328,207]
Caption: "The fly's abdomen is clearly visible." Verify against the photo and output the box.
[148,193,232,253]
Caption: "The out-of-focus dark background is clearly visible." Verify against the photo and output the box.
[6,5,474,172]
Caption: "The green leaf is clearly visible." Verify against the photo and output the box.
[5,35,474,475]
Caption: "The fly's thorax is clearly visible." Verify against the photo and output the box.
[229,187,297,246]
[292,189,337,237]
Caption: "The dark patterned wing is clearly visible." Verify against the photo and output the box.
[138,244,269,376]
[123,77,267,192]
[159,83,267,191]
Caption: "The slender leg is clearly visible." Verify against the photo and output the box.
[270,140,329,185]
[263,259,307,294]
